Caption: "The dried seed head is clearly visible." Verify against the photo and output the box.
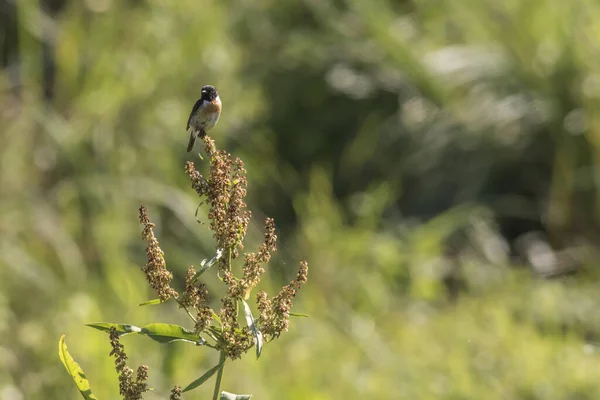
[238,218,278,299]
[180,266,201,309]
[227,158,251,258]
[135,365,149,393]
[221,326,253,359]
[218,296,254,359]
[170,386,182,400]
[109,327,149,400]
[179,266,214,334]
[109,327,127,372]
[138,205,178,302]
[257,261,309,341]
[185,161,209,198]
[188,138,252,261]
[203,137,233,252]
[183,137,308,359]
[195,303,213,334]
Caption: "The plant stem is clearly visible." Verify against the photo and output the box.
[212,350,227,400]
[175,298,197,323]
[211,245,232,400]
[227,246,241,318]
[227,247,233,272]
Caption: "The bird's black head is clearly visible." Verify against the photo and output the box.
[201,85,219,101]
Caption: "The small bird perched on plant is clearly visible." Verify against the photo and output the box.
[186,85,222,152]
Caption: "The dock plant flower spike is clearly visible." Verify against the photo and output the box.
[59,134,309,400]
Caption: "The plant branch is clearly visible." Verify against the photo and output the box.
[175,298,198,323]
[212,350,227,400]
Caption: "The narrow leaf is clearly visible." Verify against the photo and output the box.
[220,392,252,400]
[241,300,263,359]
[206,326,223,343]
[211,310,222,326]
[138,298,164,307]
[58,335,98,400]
[290,312,309,318]
[182,361,225,393]
[85,322,141,335]
[197,249,223,276]
[140,323,201,344]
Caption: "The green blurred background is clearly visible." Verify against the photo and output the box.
[3,0,600,398]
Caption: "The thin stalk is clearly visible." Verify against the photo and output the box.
[175,298,197,323]
[211,244,232,400]
[212,350,227,400]
[228,245,240,317]
[227,246,233,272]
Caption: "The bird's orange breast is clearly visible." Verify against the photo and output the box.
[199,100,221,117]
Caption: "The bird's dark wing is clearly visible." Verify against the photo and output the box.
[186,99,204,130]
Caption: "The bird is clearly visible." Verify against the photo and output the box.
[186,85,222,152]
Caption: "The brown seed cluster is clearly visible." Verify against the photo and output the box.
[182,136,309,360]
[185,161,209,198]
[257,260,309,341]
[223,218,277,300]
[179,266,214,334]
[185,137,251,264]
[179,266,201,309]
[219,297,253,359]
[138,205,178,302]
[228,157,251,258]
[242,217,277,296]
[206,148,232,253]
[169,386,182,400]
[108,327,149,400]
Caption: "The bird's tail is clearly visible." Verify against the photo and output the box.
[187,131,196,152]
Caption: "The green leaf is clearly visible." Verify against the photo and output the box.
[197,249,223,276]
[140,323,202,344]
[206,326,223,343]
[241,300,263,359]
[138,298,164,306]
[220,392,252,399]
[86,322,204,345]
[182,361,225,393]
[290,312,309,318]
[211,310,222,326]
[85,322,141,336]
[58,335,98,400]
